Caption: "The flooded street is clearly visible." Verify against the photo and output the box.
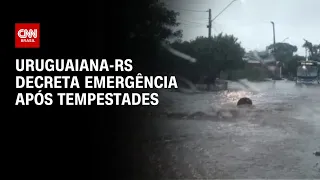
[142,80,320,179]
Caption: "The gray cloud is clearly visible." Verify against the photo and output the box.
[165,0,320,55]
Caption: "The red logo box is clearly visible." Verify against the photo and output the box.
[15,23,40,48]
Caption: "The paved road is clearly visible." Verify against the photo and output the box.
[142,80,320,179]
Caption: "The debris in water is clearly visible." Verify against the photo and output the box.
[237,97,253,106]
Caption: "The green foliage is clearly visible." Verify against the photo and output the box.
[267,42,298,62]
[125,1,181,41]
[124,1,182,73]
[265,42,300,77]
[287,55,305,76]
[166,34,245,82]
[264,41,316,78]
[303,39,320,61]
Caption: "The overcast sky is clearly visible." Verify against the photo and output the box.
[165,0,320,56]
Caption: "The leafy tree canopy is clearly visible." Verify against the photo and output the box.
[267,42,298,62]
[302,39,320,61]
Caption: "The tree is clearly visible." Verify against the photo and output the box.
[287,55,305,76]
[123,1,183,73]
[167,34,245,83]
[211,33,245,72]
[267,42,298,62]
[266,42,298,76]
[302,39,320,61]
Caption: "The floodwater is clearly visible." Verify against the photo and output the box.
[141,80,320,179]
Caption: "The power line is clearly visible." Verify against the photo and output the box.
[186,16,208,21]
[178,22,204,28]
[177,18,206,25]
[208,0,238,37]
[179,22,203,26]
[211,0,238,22]
[170,7,207,13]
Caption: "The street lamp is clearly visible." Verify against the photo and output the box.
[270,21,276,47]
[281,37,289,42]
[270,21,282,79]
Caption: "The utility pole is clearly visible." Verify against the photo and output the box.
[270,21,281,79]
[206,8,212,84]
[207,9,212,38]
[270,21,276,50]
[209,0,238,38]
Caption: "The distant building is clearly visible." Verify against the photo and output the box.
[242,50,280,78]
[243,51,263,67]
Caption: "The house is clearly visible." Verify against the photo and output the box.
[242,51,281,78]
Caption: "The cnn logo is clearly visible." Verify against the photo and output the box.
[15,23,40,48]
[18,29,37,38]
